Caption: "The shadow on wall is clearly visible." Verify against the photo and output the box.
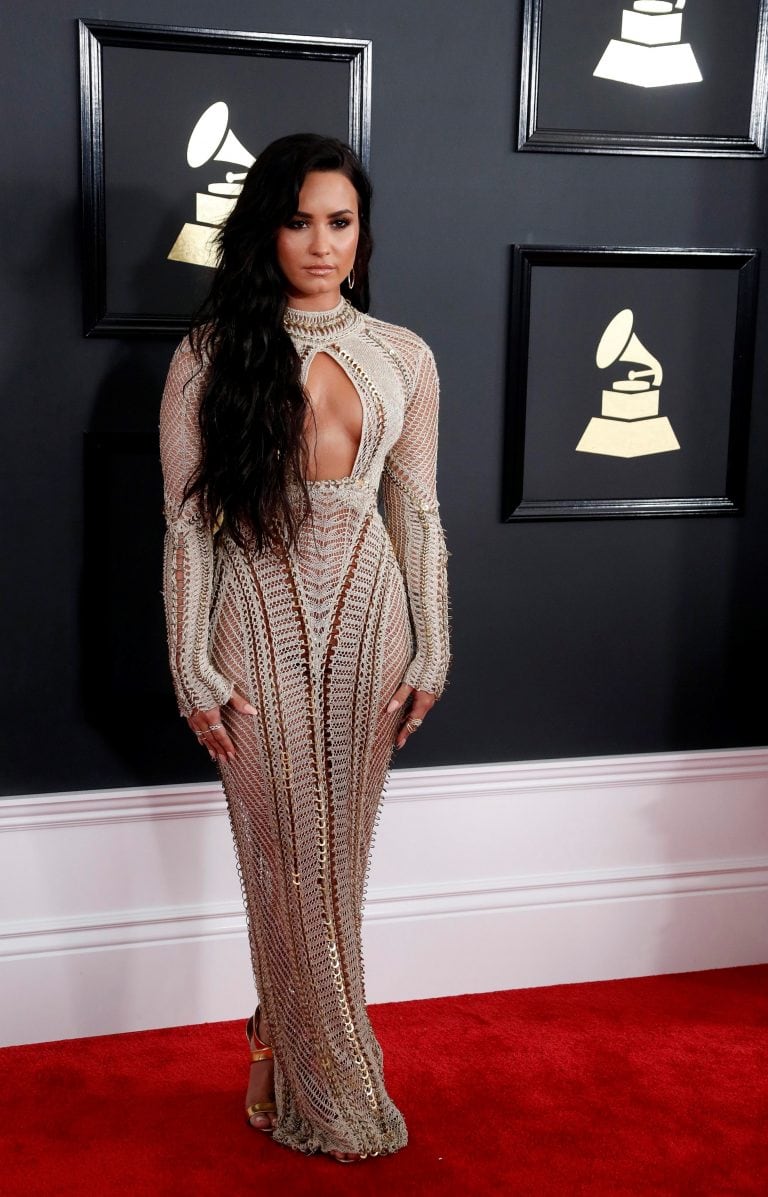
[80,352,182,773]
[78,186,212,781]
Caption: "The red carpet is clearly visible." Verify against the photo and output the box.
[1,965,766,1196]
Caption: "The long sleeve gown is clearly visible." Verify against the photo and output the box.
[159,295,451,1158]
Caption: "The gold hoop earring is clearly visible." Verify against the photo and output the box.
[347,268,356,289]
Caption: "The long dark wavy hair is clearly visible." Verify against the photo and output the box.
[183,133,373,553]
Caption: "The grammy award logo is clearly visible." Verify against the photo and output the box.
[593,0,702,88]
[575,309,680,458]
[167,101,255,268]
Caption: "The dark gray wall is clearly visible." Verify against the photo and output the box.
[2,0,767,797]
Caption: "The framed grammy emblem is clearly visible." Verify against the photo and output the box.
[78,19,372,336]
[503,246,759,520]
[518,0,768,155]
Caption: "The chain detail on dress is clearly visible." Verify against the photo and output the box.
[283,295,363,343]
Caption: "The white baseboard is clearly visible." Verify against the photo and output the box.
[2,748,767,1045]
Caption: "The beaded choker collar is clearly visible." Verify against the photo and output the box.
[283,296,362,343]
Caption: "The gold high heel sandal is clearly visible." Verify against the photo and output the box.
[245,1004,277,1133]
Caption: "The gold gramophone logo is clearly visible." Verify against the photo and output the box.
[576,309,680,458]
[167,101,256,268]
[594,0,702,88]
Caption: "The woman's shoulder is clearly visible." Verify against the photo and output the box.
[164,327,215,398]
[162,326,213,416]
[359,311,436,394]
[361,311,434,361]
[170,323,214,364]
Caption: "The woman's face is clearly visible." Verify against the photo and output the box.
[275,170,361,309]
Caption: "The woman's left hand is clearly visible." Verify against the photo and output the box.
[385,684,437,750]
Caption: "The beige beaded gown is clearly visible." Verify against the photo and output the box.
[159,295,451,1158]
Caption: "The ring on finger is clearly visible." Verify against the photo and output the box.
[405,718,422,732]
[197,720,224,740]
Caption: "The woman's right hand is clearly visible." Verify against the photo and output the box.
[187,690,257,763]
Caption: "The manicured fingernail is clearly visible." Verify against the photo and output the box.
[227,752,235,761]
[244,704,257,715]
[386,699,400,713]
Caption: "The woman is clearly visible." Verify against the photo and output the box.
[159,133,451,1163]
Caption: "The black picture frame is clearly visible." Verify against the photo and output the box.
[78,18,372,336]
[518,0,768,156]
[503,246,759,521]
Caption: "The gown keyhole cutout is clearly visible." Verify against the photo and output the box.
[303,352,364,482]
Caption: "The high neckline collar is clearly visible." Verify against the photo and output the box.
[282,295,362,343]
